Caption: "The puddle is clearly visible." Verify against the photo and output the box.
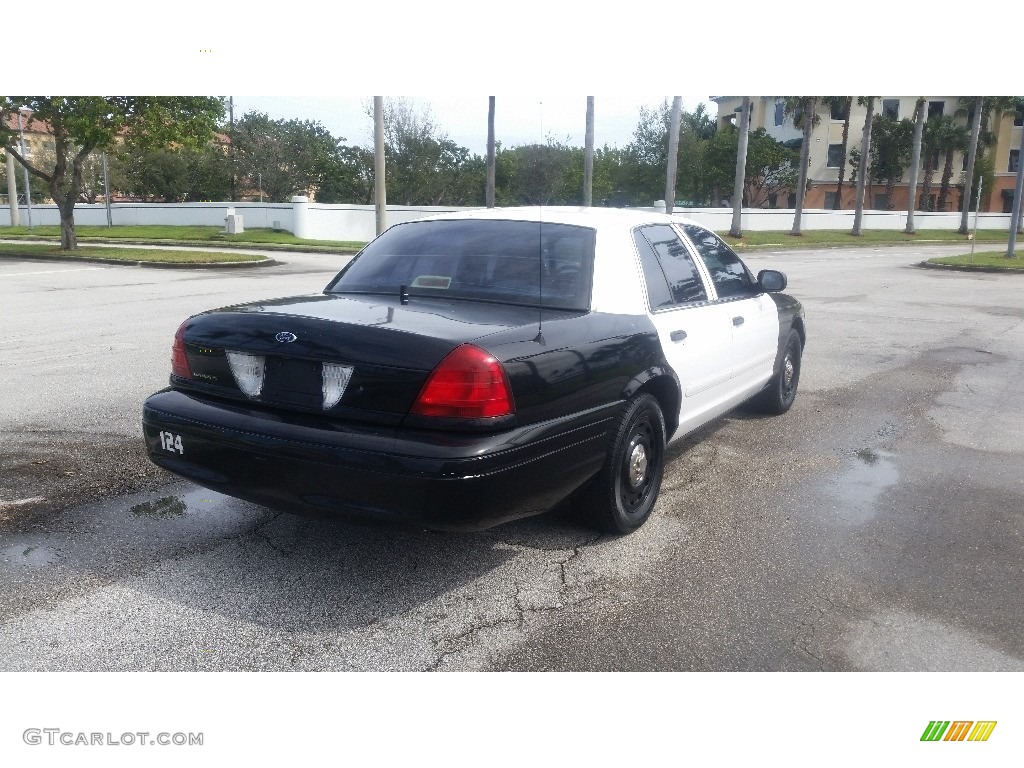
[843,610,1024,671]
[130,496,187,519]
[2,543,57,567]
[827,449,899,525]
[855,448,880,466]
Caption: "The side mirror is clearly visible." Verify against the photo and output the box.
[757,269,787,293]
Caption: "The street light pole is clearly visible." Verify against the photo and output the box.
[17,109,33,231]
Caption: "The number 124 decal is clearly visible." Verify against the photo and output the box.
[158,431,184,454]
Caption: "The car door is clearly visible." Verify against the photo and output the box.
[679,223,779,398]
[633,225,735,441]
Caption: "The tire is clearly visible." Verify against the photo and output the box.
[753,329,802,415]
[574,393,666,534]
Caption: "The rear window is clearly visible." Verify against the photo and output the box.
[326,219,595,310]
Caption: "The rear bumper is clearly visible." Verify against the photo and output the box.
[142,389,614,530]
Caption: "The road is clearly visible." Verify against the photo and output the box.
[1,244,1022,671]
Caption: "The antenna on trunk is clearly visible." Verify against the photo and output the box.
[534,99,545,345]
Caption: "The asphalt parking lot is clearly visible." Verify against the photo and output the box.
[1,243,1021,671]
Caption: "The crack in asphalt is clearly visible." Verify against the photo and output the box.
[424,535,603,671]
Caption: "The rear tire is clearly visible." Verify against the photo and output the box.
[753,329,802,415]
[574,393,666,534]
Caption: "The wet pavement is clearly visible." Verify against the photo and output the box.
[1,245,1022,670]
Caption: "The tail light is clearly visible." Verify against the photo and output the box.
[170,321,192,379]
[411,344,514,418]
[225,351,266,398]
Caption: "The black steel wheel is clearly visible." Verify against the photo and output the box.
[753,329,802,415]
[575,393,666,534]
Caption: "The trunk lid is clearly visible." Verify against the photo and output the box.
[176,293,545,423]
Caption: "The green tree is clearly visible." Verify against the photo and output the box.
[232,111,340,202]
[866,116,914,210]
[705,126,796,208]
[112,143,231,202]
[0,97,223,248]
[378,98,480,206]
[497,139,578,205]
[317,145,375,204]
[621,100,717,206]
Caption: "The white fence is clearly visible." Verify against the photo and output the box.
[0,198,1015,242]
[0,201,295,231]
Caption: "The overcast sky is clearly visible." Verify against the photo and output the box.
[232,95,716,155]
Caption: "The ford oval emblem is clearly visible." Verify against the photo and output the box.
[275,331,298,343]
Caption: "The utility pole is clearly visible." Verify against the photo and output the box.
[373,96,387,235]
[229,96,236,203]
[486,97,495,208]
[583,97,594,206]
[664,97,682,215]
[5,149,18,226]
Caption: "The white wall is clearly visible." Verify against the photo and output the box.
[0,202,294,230]
[653,205,1014,232]
[297,203,466,242]
[0,200,1015,240]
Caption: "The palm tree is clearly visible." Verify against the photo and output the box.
[664,97,682,214]
[955,97,1020,222]
[729,96,751,237]
[932,116,969,211]
[958,96,983,233]
[905,98,926,234]
[822,96,853,208]
[919,117,943,211]
[852,97,876,235]
[786,96,818,235]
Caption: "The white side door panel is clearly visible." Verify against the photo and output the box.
[648,303,735,441]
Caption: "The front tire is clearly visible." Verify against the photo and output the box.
[753,329,802,415]
[575,393,666,534]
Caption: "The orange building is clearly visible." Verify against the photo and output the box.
[713,97,1023,213]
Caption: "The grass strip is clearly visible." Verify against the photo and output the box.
[720,229,1011,249]
[1,225,364,252]
[926,252,1024,270]
[0,242,266,264]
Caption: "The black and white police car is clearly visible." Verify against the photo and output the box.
[143,207,805,534]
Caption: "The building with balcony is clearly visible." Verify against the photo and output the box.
[712,97,1023,213]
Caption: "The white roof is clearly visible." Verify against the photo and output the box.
[418,206,705,230]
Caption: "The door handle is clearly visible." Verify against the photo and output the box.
[670,330,687,342]
[732,316,745,327]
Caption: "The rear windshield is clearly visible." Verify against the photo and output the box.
[325,219,595,310]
